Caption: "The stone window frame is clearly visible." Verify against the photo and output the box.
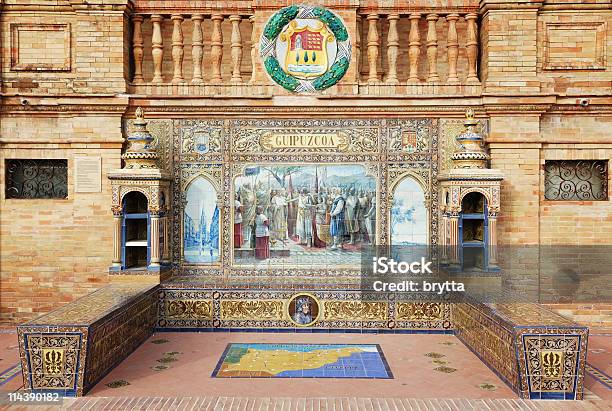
[543,21,607,70]
[10,23,72,71]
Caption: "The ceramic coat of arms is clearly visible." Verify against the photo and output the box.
[260,5,352,93]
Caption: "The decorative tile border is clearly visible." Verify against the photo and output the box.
[0,363,22,386]
[586,364,612,389]
[157,287,452,332]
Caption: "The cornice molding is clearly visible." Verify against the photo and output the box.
[0,0,132,13]
[2,97,610,117]
[480,0,543,13]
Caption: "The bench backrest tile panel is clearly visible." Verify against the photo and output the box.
[158,287,453,331]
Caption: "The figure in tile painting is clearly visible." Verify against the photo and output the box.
[239,183,256,248]
[269,189,290,245]
[296,188,314,246]
[329,188,346,250]
[292,297,313,325]
[234,196,243,248]
[254,206,270,260]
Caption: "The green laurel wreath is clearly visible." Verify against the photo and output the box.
[261,6,350,92]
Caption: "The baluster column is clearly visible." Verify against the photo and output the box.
[407,13,421,83]
[151,14,164,84]
[426,14,439,82]
[366,13,380,84]
[386,14,399,84]
[210,14,224,82]
[230,15,243,83]
[132,15,144,84]
[191,14,204,84]
[249,16,257,83]
[446,14,460,84]
[466,13,479,83]
[171,14,184,84]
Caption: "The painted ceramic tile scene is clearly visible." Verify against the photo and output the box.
[183,176,220,264]
[391,177,428,246]
[232,165,377,267]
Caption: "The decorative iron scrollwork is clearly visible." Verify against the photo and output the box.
[5,159,68,199]
[544,160,607,201]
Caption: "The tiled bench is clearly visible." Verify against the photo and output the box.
[453,300,589,400]
[17,283,158,396]
[16,281,589,401]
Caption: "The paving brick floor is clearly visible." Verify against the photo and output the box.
[45,396,612,410]
[1,329,610,410]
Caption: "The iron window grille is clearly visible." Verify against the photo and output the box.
[5,159,68,199]
[544,160,608,201]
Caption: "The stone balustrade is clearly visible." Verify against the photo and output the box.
[129,10,481,96]
[356,11,481,96]
[130,12,257,95]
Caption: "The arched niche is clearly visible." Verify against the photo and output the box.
[122,191,148,214]
[183,176,220,263]
[121,190,149,270]
[391,176,428,245]
[459,191,488,270]
[461,191,487,215]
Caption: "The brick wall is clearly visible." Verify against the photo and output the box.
[482,9,539,93]
[487,114,612,327]
[1,8,129,95]
[488,115,541,245]
[0,113,123,324]
[0,1,610,327]
[537,11,612,96]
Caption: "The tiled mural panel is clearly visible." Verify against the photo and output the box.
[131,117,460,279]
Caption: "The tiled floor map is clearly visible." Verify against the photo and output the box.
[212,343,393,379]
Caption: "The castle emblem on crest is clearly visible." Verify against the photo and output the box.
[281,21,332,79]
[259,5,352,93]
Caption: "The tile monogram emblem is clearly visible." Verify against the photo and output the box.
[23,333,81,392]
[541,350,564,379]
[42,349,64,375]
